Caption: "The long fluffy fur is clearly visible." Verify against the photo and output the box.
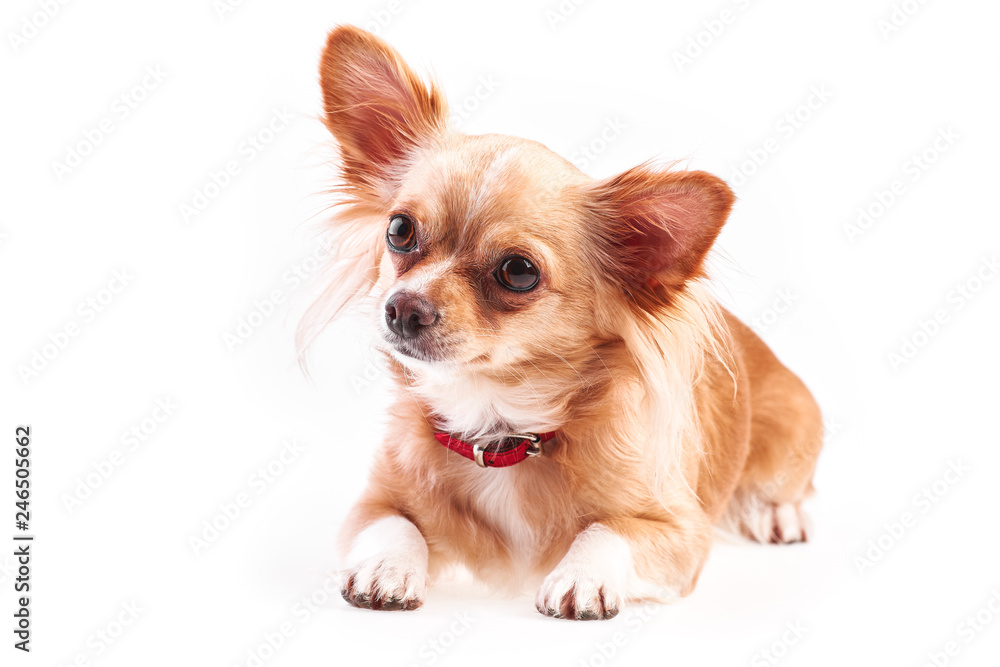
[307,25,824,617]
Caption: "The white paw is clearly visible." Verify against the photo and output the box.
[536,565,624,620]
[340,516,428,611]
[341,553,426,610]
[535,524,628,620]
[740,500,810,544]
[772,502,810,543]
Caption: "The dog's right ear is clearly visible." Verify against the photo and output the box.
[319,25,448,189]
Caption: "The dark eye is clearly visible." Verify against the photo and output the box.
[495,255,539,292]
[387,214,417,252]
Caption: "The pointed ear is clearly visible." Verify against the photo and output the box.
[588,167,735,294]
[319,25,447,184]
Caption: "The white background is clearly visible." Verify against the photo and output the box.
[3,0,1000,665]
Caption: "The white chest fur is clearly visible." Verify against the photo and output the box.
[466,466,537,561]
[402,365,558,560]
[408,364,558,441]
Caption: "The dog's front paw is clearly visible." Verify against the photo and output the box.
[536,564,624,620]
[341,554,426,611]
[536,525,631,620]
[340,516,429,611]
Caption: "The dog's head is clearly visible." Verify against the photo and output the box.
[306,26,734,396]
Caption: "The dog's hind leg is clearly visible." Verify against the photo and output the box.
[720,314,824,544]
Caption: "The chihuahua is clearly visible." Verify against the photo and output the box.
[301,25,823,620]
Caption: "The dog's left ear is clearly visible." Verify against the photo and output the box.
[587,167,735,294]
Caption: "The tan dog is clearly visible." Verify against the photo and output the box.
[301,25,823,620]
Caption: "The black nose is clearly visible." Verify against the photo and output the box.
[384,292,438,339]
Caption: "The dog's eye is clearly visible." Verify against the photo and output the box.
[495,255,539,292]
[387,214,417,252]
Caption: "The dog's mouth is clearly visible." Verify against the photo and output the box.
[392,342,433,361]
[383,334,446,364]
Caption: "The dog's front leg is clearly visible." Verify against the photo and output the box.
[338,501,428,611]
[536,513,711,620]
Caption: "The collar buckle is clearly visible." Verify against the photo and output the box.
[509,432,543,458]
[472,442,488,468]
[470,433,543,468]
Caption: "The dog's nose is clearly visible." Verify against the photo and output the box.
[384,292,438,339]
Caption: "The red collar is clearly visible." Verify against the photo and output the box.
[434,431,557,468]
